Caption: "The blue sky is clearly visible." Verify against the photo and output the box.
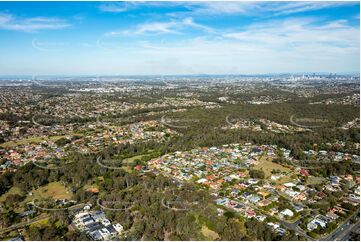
[0,1,359,75]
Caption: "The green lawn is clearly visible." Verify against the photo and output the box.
[201,225,220,240]
[29,218,50,228]
[253,157,293,184]
[0,186,23,202]
[0,135,67,148]
[306,176,326,185]
[25,182,72,203]
[115,153,155,173]
[122,154,149,164]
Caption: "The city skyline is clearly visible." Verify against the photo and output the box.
[0,1,360,75]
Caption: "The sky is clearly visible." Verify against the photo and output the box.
[0,1,359,75]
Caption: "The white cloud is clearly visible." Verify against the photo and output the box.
[117,17,359,74]
[98,2,138,13]
[105,21,180,36]
[179,1,358,17]
[223,18,359,49]
[137,21,180,34]
[268,2,358,16]
[94,15,359,74]
[185,2,258,15]
[182,17,214,33]
[0,13,70,32]
[97,2,356,18]
[107,17,213,36]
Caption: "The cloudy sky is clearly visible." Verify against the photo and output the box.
[0,1,359,75]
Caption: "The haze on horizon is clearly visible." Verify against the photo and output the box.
[0,1,360,75]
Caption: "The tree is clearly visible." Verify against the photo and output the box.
[250,169,265,179]
[5,194,25,207]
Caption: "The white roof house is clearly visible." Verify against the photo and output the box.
[280,209,294,217]
[197,178,208,183]
[355,186,360,196]
[114,223,124,233]
[284,182,296,187]
[307,222,318,231]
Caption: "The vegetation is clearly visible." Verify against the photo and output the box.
[0,83,359,240]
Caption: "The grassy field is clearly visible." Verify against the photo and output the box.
[122,154,149,164]
[0,186,23,202]
[253,157,295,184]
[0,135,67,148]
[306,176,326,185]
[25,182,72,202]
[201,225,219,240]
[113,153,153,173]
[29,218,50,228]
[0,183,71,212]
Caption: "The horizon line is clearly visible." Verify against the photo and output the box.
[0,72,359,78]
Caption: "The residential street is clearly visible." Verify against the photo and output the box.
[322,208,360,241]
